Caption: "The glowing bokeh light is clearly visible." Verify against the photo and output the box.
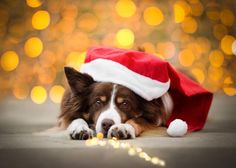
[26,0,42,8]
[223,87,236,96]
[232,40,236,55]
[115,0,136,18]
[176,0,191,16]
[213,24,228,40]
[207,10,220,21]
[49,85,65,103]
[178,49,195,67]
[13,85,29,100]
[0,51,19,71]
[32,10,50,30]
[209,50,224,68]
[24,37,43,58]
[30,86,47,104]
[220,9,235,27]
[173,3,185,23]
[224,76,234,85]
[220,35,235,55]
[186,42,200,58]
[86,137,166,167]
[115,28,134,48]
[143,7,164,26]
[191,68,205,84]
[141,42,156,54]
[66,51,86,69]
[208,66,223,82]
[157,42,176,59]
[196,37,211,54]
[190,1,204,16]
[181,17,198,34]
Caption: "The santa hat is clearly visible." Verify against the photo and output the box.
[80,47,213,136]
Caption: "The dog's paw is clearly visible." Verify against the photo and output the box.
[107,124,135,139]
[67,119,94,140]
[69,125,94,140]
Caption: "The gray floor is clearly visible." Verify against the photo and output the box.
[0,94,236,168]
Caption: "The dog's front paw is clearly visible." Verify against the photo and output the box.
[67,119,94,140]
[69,125,94,140]
[107,124,135,139]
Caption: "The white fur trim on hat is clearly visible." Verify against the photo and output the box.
[80,59,170,101]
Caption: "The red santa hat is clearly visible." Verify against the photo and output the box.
[80,47,213,135]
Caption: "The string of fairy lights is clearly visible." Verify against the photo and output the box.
[0,0,236,104]
[86,135,166,167]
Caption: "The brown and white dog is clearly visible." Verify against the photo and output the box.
[57,67,173,140]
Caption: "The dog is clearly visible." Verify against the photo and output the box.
[56,66,173,140]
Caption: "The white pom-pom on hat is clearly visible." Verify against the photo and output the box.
[167,119,188,137]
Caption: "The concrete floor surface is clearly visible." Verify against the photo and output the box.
[0,94,236,168]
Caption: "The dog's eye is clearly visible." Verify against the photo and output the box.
[94,98,103,107]
[95,99,102,105]
[96,100,101,104]
[120,100,130,109]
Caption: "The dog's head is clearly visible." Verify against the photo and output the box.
[64,67,169,136]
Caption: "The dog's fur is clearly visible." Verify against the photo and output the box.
[57,67,172,140]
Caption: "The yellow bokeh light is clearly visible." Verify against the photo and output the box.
[220,35,235,55]
[30,86,47,104]
[196,37,211,54]
[213,24,228,40]
[13,85,29,100]
[0,51,19,71]
[220,9,235,27]
[232,40,236,55]
[223,87,236,96]
[141,42,156,54]
[49,85,65,103]
[115,0,136,18]
[190,2,204,16]
[115,28,134,48]
[181,17,198,34]
[66,51,86,69]
[173,3,185,23]
[224,76,233,85]
[191,68,205,84]
[157,42,176,59]
[26,0,42,8]
[186,42,202,59]
[32,10,50,30]
[178,49,195,67]
[175,0,191,15]
[208,66,223,82]
[206,10,220,21]
[209,50,224,68]
[24,37,43,58]
[143,7,164,26]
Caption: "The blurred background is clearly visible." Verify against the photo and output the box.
[0,0,236,105]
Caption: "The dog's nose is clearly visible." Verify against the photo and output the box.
[101,119,114,132]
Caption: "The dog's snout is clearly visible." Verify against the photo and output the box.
[101,119,114,132]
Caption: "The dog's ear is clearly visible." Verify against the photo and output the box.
[64,67,94,93]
